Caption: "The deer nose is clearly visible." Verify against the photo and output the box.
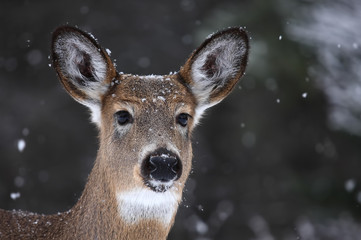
[148,156,180,182]
[142,149,182,183]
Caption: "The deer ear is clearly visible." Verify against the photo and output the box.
[51,26,116,125]
[180,27,249,124]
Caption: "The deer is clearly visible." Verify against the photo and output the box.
[0,25,249,239]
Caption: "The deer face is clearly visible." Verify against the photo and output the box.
[100,74,196,195]
[52,26,248,225]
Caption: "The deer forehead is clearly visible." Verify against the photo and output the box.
[107,74,196,112]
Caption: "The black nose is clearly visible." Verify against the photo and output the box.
[142,149,182,182]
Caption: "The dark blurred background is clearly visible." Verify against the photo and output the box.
[1,0,361,239]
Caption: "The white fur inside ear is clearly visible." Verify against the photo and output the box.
[54,31,109,102]
[191,33,247,114]
[116,188,181,225]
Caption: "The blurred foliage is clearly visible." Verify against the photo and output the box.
[1,0,361,239]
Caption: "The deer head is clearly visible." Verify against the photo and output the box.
[50,26,249,238]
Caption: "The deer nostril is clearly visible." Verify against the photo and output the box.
[171,159,181,174]
[147,158,158,173]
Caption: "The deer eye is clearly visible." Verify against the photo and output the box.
[115,110,133,125]
[177,113,189,127]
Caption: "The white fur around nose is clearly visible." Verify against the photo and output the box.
[116,188,180,225]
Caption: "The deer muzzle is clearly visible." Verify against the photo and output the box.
[141,148,182,192]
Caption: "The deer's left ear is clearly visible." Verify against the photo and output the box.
[179,27,249,123]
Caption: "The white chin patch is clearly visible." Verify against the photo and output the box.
[116,188,181,225]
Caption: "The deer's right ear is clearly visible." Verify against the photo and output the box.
[52,26,116,125]
[179,27,249,124]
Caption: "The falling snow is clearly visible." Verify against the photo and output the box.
[17,139,26,152]
[345,179,356,192]
[10,192,21,200]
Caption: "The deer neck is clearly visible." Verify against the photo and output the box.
[65,157,175,240]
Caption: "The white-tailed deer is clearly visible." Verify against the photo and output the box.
[0,26,249,239]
